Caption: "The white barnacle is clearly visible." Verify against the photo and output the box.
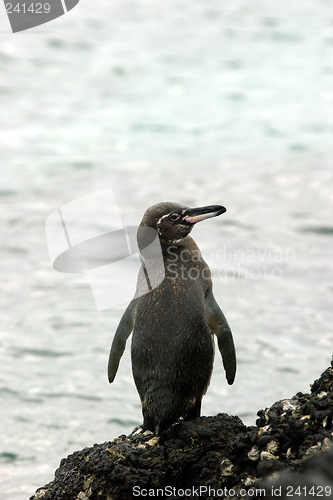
[260,451,278,461]
[248,446,260,461]
[281,399,298,416]
[220,458,234,476]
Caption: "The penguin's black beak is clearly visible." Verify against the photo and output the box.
[182,205,226,224]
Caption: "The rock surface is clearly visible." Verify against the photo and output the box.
[31,361,333,500]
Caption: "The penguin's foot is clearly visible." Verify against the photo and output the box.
[128,425,154,438]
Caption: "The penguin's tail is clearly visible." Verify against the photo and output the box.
[144,389,185,435]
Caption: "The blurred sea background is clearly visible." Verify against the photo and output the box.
[1,0,333,498]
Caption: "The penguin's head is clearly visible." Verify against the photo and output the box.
[139,202,226,244]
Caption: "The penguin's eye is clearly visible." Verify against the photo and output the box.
[169,213,180,222]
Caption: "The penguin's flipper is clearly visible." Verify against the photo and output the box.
[205,290,236,385]
[108,299,137,383]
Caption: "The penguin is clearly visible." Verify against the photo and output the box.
[108,202,236,435]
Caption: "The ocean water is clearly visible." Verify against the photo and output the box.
[1,1,333,498]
